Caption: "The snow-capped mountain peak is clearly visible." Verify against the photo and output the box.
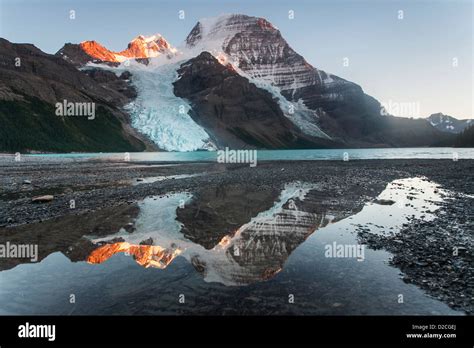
[183,14,341,140]
[186,14,278,49]
[183,14,353,100]
[184,14,281,66]
[126,34,177,58]
[76,34,177,63]
[78,40,120,62]
[426,113,472,134]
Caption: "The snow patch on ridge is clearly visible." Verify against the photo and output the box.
[244,75,332,140]
[217,58,331,140]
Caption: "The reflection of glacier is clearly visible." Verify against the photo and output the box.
[87,182,333,285]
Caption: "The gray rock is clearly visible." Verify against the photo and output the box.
[374,199,396,205]
[31,195,54,203]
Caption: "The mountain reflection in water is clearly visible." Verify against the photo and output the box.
[0,177,460,315]
[84,177,449,286]
[88,242,182,269]
[86,182,333,285]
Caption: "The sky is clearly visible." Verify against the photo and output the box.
[0,0,472,119]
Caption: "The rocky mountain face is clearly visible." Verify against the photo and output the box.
[426,113,472,134]
[186,14,361,109]
[0,38,152,152]
[183,14,450,147]
[173,52,340,149]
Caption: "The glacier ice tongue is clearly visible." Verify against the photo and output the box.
[124,61,211,151]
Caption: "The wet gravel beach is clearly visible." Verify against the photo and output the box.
[0,158,472,314]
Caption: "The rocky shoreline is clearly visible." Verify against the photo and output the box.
[0,158,472,314]
[358,188,473,314]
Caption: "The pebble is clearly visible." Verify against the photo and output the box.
[31,195,54,203]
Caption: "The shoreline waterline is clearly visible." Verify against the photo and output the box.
[0,147,473,162]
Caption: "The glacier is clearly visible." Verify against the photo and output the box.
[124,60,212,151]
[85,59,212,152]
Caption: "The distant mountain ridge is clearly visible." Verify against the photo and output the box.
[426,113,472,134]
